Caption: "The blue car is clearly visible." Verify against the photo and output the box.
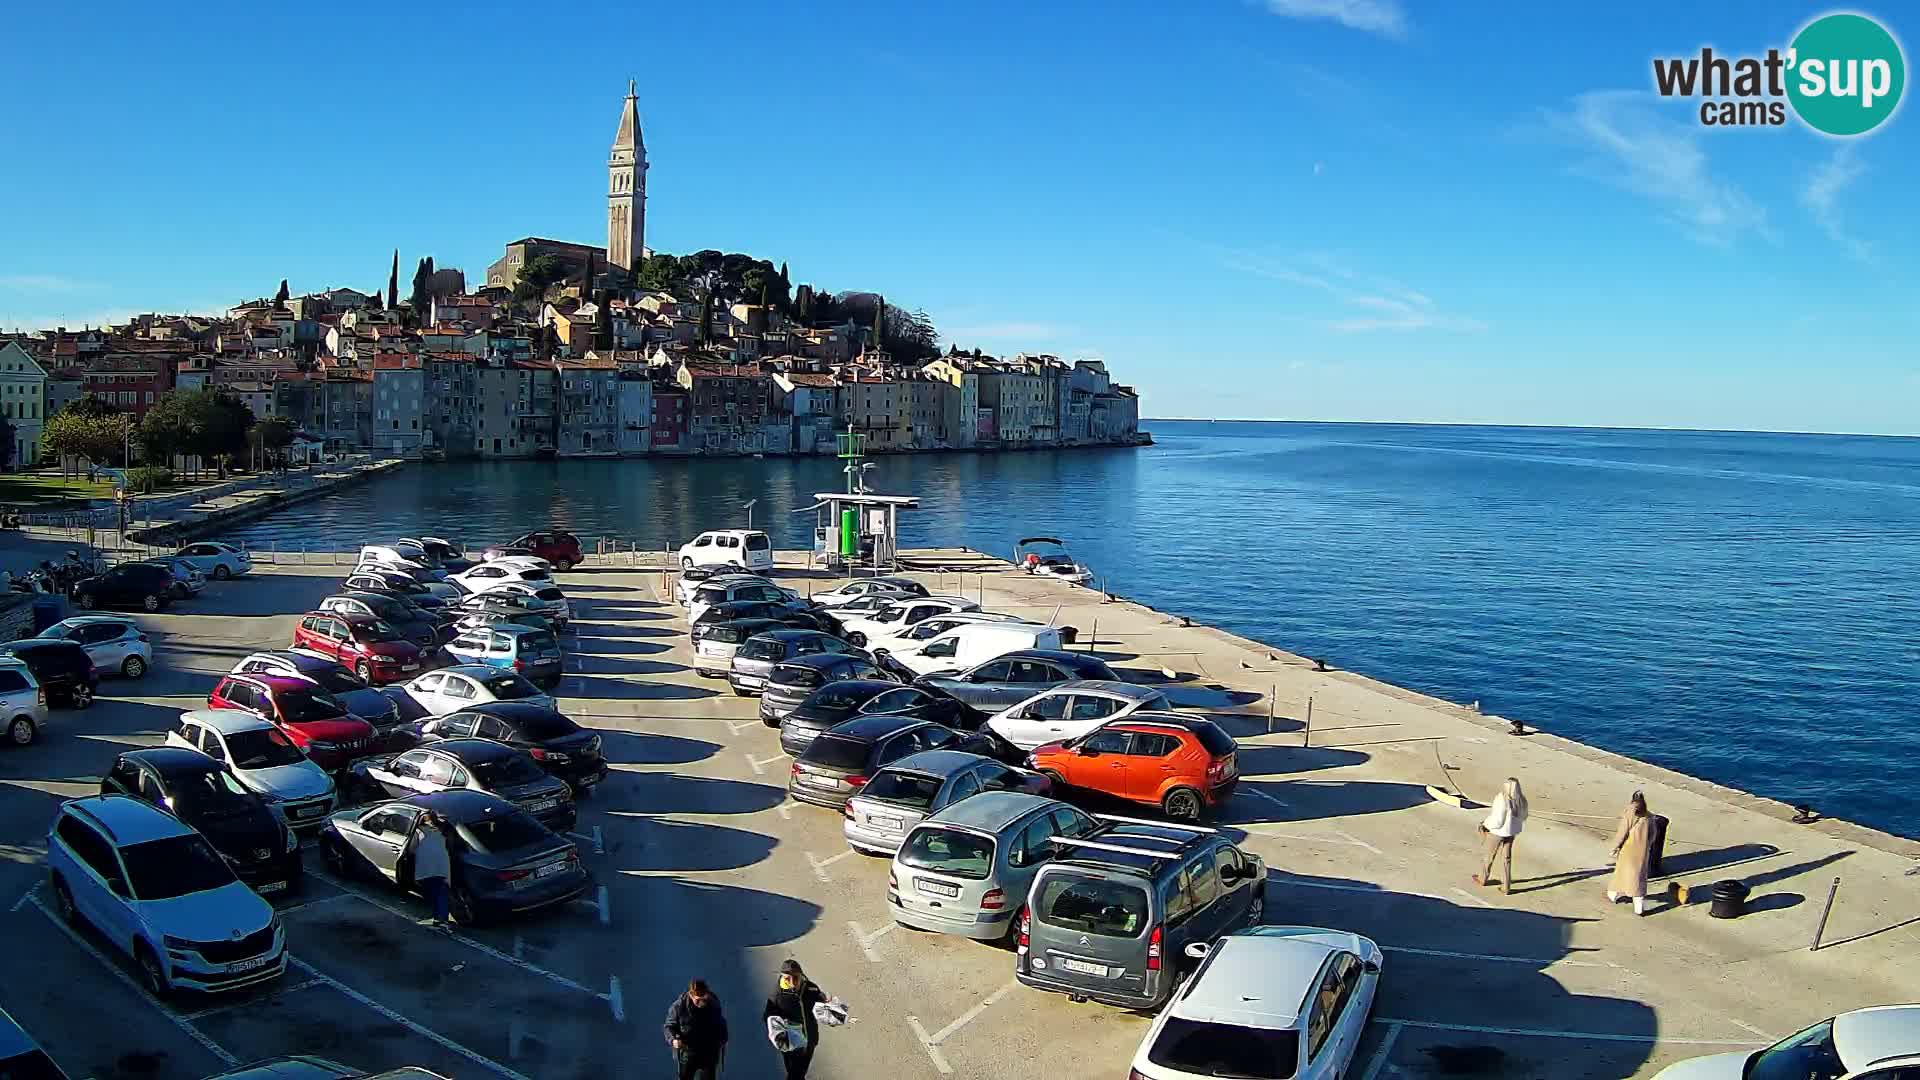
[442,624,563,689]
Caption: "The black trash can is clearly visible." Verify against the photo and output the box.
[1709,879,1750,919]
[1646,814,1671,876]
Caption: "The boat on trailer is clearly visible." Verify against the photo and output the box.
[1014,536,1093,586]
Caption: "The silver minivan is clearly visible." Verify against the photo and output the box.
[844,750,1049,855]
[889,792,1100,942]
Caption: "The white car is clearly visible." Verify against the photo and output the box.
[174,541,253,580]
[397,666,555,717]
[987,681,1172,750]
[861,611,1023,656]
[677,529,774,573]
[38,615,153,678]
[473,580,572,624]
[1651,1006,1920,1080]
[675,570,770,608]
[450,561,554,594]
[1129,926,1383,1080]
[165,710,336,830]
[834,596,981,647]
[807,577,927,608]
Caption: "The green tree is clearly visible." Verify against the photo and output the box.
[697,287,715,344]
[65,395,121,420]
[273,279,290,309]
[513,255,568,302]
[140,388,256,477]
[410,257,432,315]
[635,253,679,292]
[0,413,15,470]
[42,411,131,470]
[388,249,400,310]
[249,416,295,473]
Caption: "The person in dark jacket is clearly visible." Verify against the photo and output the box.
[663,978,728,1079]
[762,959,829,1079]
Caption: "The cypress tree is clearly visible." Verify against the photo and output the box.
[388,249,399,309]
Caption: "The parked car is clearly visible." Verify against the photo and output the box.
[1650,1006,1920,1080]
[787,715,994,810]
[849,684,990,733]
[442,623,563,688]
[773,678,899,736]
[396,665,554,717]
[1016,820,1267,1010]
[808,576,929,608]
[691,617,784,679]
[728,629,866,696]
[888,792,1100,942]
[317,790,590,925]
[167,710,337,830]
[231,651,404,733]
[347,739,576,831]
[450,561,555,595]
[352,560,461,600]
[358,545,448,581]
[693,601,833,641]
[0,639,96,708]
[843,750,1050,855]
[201,1055,448,1080]
[47,794,286,996]
[863,611,1026,660]
[813,592,907,622]
[207,673,377,770]
[455,589,557,622]
[343,571,453,613]
[317,593,442,651]
[1028,714,1240,821]
[1128,926,1383,1080]
[99,748,303,895]
[452,607,560,639]
[173,541,253,580]
[70,562,175,612]
[878,622,1068,680]
[677,529,774,573]
[141,557,206,599]
[38,615,152,678]
[687,578,806,625]
[766,653,897,736]
[0,1005,67,1080]
[832,596,983,648]
[0,657,47,746]
[916,650,1119,711]
[673,564,755,607]
[483,531,583,571]
[291,611,426,685]
[398,703,607,793]
[988,681,1172,751]
[414,536,470,570]
[466,580,571,625]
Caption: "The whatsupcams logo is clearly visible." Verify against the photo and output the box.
[1652,11,1906,135]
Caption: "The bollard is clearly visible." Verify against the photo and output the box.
[1810,877,1841,951]
[1303,696,1315,748]
[1266,687,1276,734]
[1088,618,1098,654]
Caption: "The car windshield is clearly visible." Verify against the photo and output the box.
[534,587,564,601]
[695,586,730,604]
[1037,876,1149,937]
[1745,1020,1845,1080]
[801,734,872,770]
[455,810,551,855]
[738,637,788,661]
[745,534,770,551]
[899,827,993,880]
[279,690,347,723]
[1192,722,1237,756]
[482,674,542,700]
[172,769,258,816]
[507,711,580,740]
[703,625,746,645]
[475,754,546,787]
[225,727,307,768]
[121,834,237,900]
[1147,1018,1299,1080]
[292,665,362,693]
[352,620,405,642]
[860,771,942,809]
[519,568,551,581]
[808,683,884,711]
[519,630,559,655]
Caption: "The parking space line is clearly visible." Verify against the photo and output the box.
[289,958,533,1080]
[606,976,625,1022]
[179,979,323,1021]
[1269,874,1499,910]
[596,885,610,926]
[1381,944,1623,971]
[1242,828,1379,852]
[906,1017,952,1075]
[745,751,789,775]
[29,897,240,1067]
[1373,1017,1763,1046]
[1358,1021,1402,1080]
[727,719,762,735]
[776,802,795,820]
[1449,886,1496,909]
[565,827,605,855]
[274,893,357,917]
[808,850,855,882]
[908,979,1021,1074]
[1330,827,1383,856]
[846,920,895,962]
[1730,1018,1770,1038]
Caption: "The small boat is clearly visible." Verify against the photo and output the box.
[1014,536,1093,586]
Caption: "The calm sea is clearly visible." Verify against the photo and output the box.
[226,422,1920,838]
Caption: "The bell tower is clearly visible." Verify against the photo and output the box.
[608,79,648,273]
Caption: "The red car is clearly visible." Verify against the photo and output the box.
[292,611,425,684]
[208,672,376,769]
[484,530,583,571]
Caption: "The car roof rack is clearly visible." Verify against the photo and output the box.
[1092,813,1217,833]
[1050,837,1190,862]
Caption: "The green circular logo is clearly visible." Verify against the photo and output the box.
[1787,12,1906,135]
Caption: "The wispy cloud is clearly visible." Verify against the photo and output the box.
[0,274,92,293]
[1223,252,1485,333]
[1260,0,1408,39]
[1545,90,1771,247]
[942,321,1070,342]
[1801,143,1872,262]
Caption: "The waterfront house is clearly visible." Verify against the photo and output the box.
[372,354,426,459]
[975,363,1046,445]
[430,293,495,326]
[676,360,773,453]
[617,371,653,454]
[1091,384,1141,442]
[650,384,689,451]
[839,375,910,452]
[0,341,48,466]
[919,355,980,448]
[425,352,480,455]
[773,370,839,456]
[554,355,621,456]
[908,375,945,449]
[80,348,179,418]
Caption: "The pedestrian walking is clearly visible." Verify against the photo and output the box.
[664,978,729,1080]
[1471,777,1527,893]
[409,812,453,928]
[1607,790,1656,915]
[763,960,829,1079]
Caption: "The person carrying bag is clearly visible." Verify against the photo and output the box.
[762,960,829,1080]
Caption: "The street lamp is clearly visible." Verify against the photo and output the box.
[743,499,757,530]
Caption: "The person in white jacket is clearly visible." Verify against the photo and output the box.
[1472,777,1527,894]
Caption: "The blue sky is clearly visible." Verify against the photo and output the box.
[1,1,1913,433]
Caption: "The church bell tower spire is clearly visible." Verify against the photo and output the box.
[607,80,647,273]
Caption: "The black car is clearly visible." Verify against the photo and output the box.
[775,679,899,741]
[71,563,175,612]
[398,702,608,793]
[914,650,1122,711]
[230,650,404,732]
[346,739,576,831]
[692,601,834,640]
[343,571,450,613]
[850,684,988,732]
[0,639,96,708]
[764,653,896,736]
[318,789,589,925]
[787,715,995,809]
[100,748,301,894]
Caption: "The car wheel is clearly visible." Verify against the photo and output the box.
[355,659,372,681]
[213,564,231,580]
[554,558,573,572]
[142,594,161,612]
[847,632,866,647]
[1162,786,1203,822]
[6,716,36,746]
[50,875,77,924]
[70,684,93,709]
[450,887,485,927]
[681,557,694,571]
[121,655,147,679]
[136,942,171,998]
[1247,894,1265,926]
[320,835,349,877]
[1001,905,1026,948]
[74,593,94,611]
[762,715,780,728]
[1038,769,1065,790]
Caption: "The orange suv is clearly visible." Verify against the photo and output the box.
[1026,713,1239,822]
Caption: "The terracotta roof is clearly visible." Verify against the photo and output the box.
[373,355,422,370]
[783,372,838,388]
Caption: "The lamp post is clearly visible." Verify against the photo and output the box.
[743,499,757,530]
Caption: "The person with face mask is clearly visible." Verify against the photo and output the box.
[762,959,829,1079]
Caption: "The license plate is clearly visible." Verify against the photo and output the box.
[290,805,322,819]
[402,663,419,672]
[256,880,287,894]
[529,798,558,812]
[870,815,903,830]
[1059,958,1108,977]
[576,773,601,786]
[804,774,836,787]
[915,879,961,898]
[534,861,566,878]
[228,953,274,973]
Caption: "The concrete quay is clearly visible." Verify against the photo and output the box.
[0,552,1911,1079]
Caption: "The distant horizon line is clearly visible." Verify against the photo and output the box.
[1140,418,1920,441]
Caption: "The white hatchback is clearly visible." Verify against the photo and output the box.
[1129,926,1382,1080]
[174,541,253,580]
[1651,1006,1920,1080]
[166,710,337,830]
[398,666,555,717]
[987,680,1171,750]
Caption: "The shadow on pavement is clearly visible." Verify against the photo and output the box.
[568,675,716,701]
[1224,778,1431,825]
[601,773,785,816]
[590,731,720,766]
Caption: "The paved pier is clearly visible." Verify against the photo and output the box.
[0,550,1913,1079]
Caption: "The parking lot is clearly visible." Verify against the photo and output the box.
[2,557,1914,1079]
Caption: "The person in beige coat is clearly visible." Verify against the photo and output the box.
[1471,778,1526,893]
[1606,791,1655,915]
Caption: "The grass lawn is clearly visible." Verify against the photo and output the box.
[0,472,116,505]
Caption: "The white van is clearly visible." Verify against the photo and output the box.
[677,530,775,573]
[876,622,1064,678]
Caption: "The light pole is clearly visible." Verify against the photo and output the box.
[743,499,757,530]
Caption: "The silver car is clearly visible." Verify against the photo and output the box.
[729,630,864,696]
[889,791,1100,942]
[39,615,153,679]
[844,750,1051,855]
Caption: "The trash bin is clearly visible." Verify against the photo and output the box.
[1646,814,1671,876]
[1709,879,1750,919]
[31,596,67,632]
